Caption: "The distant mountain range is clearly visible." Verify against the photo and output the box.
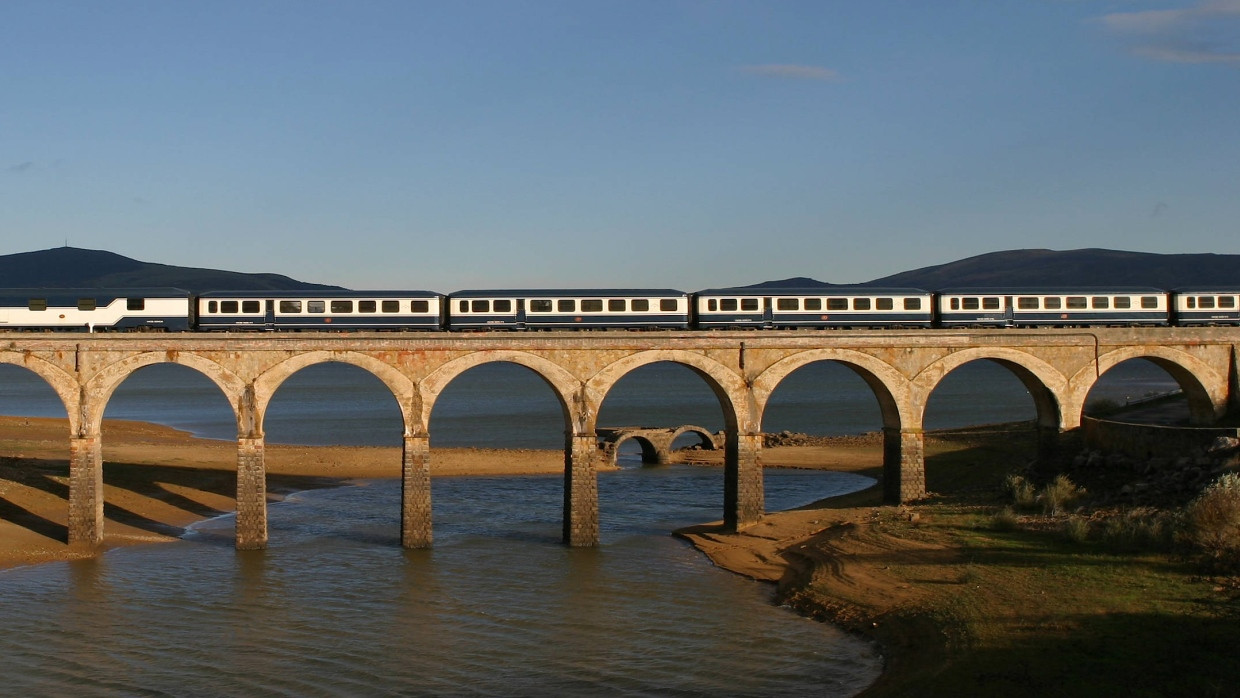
[0,247,342,293]
[2,246,1238,292]
[749,249,1240,290]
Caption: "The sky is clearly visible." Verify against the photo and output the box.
[2,1,1238,291]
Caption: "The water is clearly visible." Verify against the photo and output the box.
[0,356,1182,695]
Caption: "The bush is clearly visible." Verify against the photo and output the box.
[991,506,1019,531]
[1101,508,1178,552]
[1062,516,1090,543]
[1003,474,1037,509]
[1183,472,1240,564]
[1038,474,1085,516]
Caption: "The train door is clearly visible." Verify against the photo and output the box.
[516,299,527,329]
[763,297,774,328]
[265,299,276,331]
[1004,296,1015,327]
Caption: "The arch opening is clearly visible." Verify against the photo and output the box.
[1082,358,1190,424]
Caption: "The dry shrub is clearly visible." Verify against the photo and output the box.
[1184,472,1240,565]
[1102,508,1178,552]
[991,506,1019,531]
[1062,516,1090,544]
[1038,474,1085,516]
[1003,474,1037,510]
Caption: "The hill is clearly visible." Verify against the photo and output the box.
[870,248,1240,289]
[745,248,1240,290]
[0,247,342,293]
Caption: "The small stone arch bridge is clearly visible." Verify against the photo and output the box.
[597,425,724,466]
[1,327,1237,553]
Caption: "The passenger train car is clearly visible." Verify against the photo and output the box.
[0,285,1239,332]
[196,291,443,331]
[695,287,933,328]
[0,288,191,331]
[937,288,1170,328]
[447,289,690,330]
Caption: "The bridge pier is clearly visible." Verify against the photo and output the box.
[563,432,599,546]
[401,435,432,548]
[236,437,267,550]
[724,432,764,531]
[883,427,925,503]
[68,435,104,546]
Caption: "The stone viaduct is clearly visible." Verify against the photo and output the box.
[1,327,1237,553]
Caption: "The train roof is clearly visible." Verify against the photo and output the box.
[449,289,687,298]
[695,286,931,296]
[196,290,442,298]
[936,286,1167,294]
[1171,286,1240,293]
[0,288,190,303]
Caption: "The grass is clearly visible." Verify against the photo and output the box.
[778,425,1240,697]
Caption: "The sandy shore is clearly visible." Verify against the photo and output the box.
[0,415,885,571]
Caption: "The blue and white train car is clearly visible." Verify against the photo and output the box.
[937,288,1169,328]
[1172,287,1240,325]
[447,289,691,330]
[0,288,191,331]
[195,291,444,331]
[695,287,934,329]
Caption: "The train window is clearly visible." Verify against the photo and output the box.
[805,298,822,311]
[740,298,759,311]
[1066,297,1087,309]
[558,299,576,312]
[1114,297,1131,309]
[78,298,96,311]
[458,300,469,312]
[633,299,650,311]
[280,300,302,313]
[1141,296,1159,309]
[127,298,145,311]
[877,298,893,311]
[1018,297,1039,310]
[408,300,426,313]
[531,300,552,312]
[949,298,960,311]
[239,300,258,313]
[308,301,325,313]
[1220,297,1236,309]
[827,298,848,311]
[471,300,490,313]
[29,298,47,311]
[494,299,512,313]
[1092,297,1109,310]
[721,299,738,311]
[1185,297,1196,309]
[582,300,603,312]
[1044,297,1061,310]
[221,301,239,313]
[660,299,678,312]
[382,300,400,313]
[962,298,979,310]
[608,299,626,312]
[706,299,717,312]
[359,300,377,313]
[982,297,1000,310]
[904,298,921,311]
[1199,296,1216,309]
[853,298,872,311]
[331,301,352,313]
[777,298,798,311]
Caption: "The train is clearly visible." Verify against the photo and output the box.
[0,285,1238,332]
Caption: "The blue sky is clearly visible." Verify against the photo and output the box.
[2,1,1237,290]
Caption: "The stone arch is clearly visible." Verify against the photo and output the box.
[913,347,1069,431]
[751,348,913,432]
[1066,345,1227,426]
[611,434,661,464]
[80,351,245,436]
[252,351,417,438]
[0,351,80,433]
[668,425,721,451]
[584,350,748,433]
[418,350,580,435]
